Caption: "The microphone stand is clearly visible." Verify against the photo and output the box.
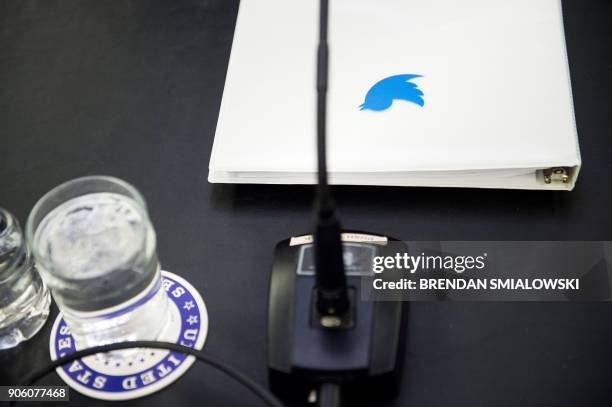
[267,1,405,405]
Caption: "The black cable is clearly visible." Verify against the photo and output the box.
[318,382,342,407]
[12,341,284,407]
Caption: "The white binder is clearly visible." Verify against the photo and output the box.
[209,0,581,190]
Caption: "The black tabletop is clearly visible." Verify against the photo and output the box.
[1,1,611,406]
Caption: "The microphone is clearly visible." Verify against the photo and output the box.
[313,0,349,322]
[267,0,405,405]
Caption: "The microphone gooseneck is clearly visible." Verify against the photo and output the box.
[314,0,349,318]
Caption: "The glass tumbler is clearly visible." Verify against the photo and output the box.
[26,176,172,351]
[0,208,51,350]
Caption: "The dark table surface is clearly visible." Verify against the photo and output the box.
[1,1,611,406]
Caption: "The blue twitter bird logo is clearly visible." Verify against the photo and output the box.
[359,74,424,111]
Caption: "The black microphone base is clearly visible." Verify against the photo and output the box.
[267,232,406,405]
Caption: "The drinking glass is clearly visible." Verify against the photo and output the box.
[26,176,172,350]
[0,208,51,349]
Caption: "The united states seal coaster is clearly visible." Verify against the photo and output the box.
[49,271,208,400]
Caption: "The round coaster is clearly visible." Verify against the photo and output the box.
[49,271,208,400]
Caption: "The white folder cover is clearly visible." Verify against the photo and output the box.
[209,0,581,190]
